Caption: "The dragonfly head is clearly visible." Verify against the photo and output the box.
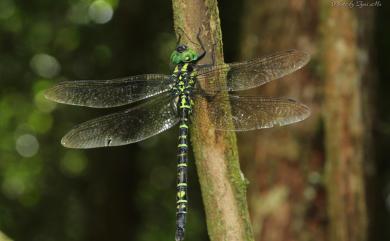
[170,44,199,65]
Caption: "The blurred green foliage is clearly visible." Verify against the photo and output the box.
[0,0,210,240]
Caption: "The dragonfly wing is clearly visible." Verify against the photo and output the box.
[196,94,310,131]
[45,74,172,108]
[196,50,310,92]
[61,94,179,148]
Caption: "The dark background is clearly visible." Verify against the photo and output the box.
[0,1,389,241]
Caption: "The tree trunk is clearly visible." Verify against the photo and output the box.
[320,2,371,241]
[171,1,254,240]
[239,1,372,241]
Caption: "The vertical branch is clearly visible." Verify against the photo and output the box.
[320,2,368,241]
[171,0,254,241]
[239,1,372,241]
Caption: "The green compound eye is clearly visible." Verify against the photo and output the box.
[170,47,199,64]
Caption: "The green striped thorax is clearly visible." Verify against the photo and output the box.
[170,44,199,65]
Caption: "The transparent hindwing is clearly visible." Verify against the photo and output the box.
[194,94,310,131]
[61,93,179,148]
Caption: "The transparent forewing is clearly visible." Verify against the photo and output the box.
[45,74,172,108]
[61,94,179,149]
[196,94,310,131]
[196,50,310,92]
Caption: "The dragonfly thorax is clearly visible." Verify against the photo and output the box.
[172,63,196,95]
[171,63,196,115]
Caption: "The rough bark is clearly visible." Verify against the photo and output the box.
[171,1,254,241]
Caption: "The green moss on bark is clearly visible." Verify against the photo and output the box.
[171,0,254,241]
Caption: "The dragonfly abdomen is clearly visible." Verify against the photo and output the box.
[175,106,190,241]
[173,61,197,241]
[174,62,195,241]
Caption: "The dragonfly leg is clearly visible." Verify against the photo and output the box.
[194,27,208,64]
[195,37,216,66]
[176,31,182,46]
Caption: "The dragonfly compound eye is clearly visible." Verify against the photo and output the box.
[176,44,188,53]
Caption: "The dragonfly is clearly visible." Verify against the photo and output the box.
[45,37,310,241]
